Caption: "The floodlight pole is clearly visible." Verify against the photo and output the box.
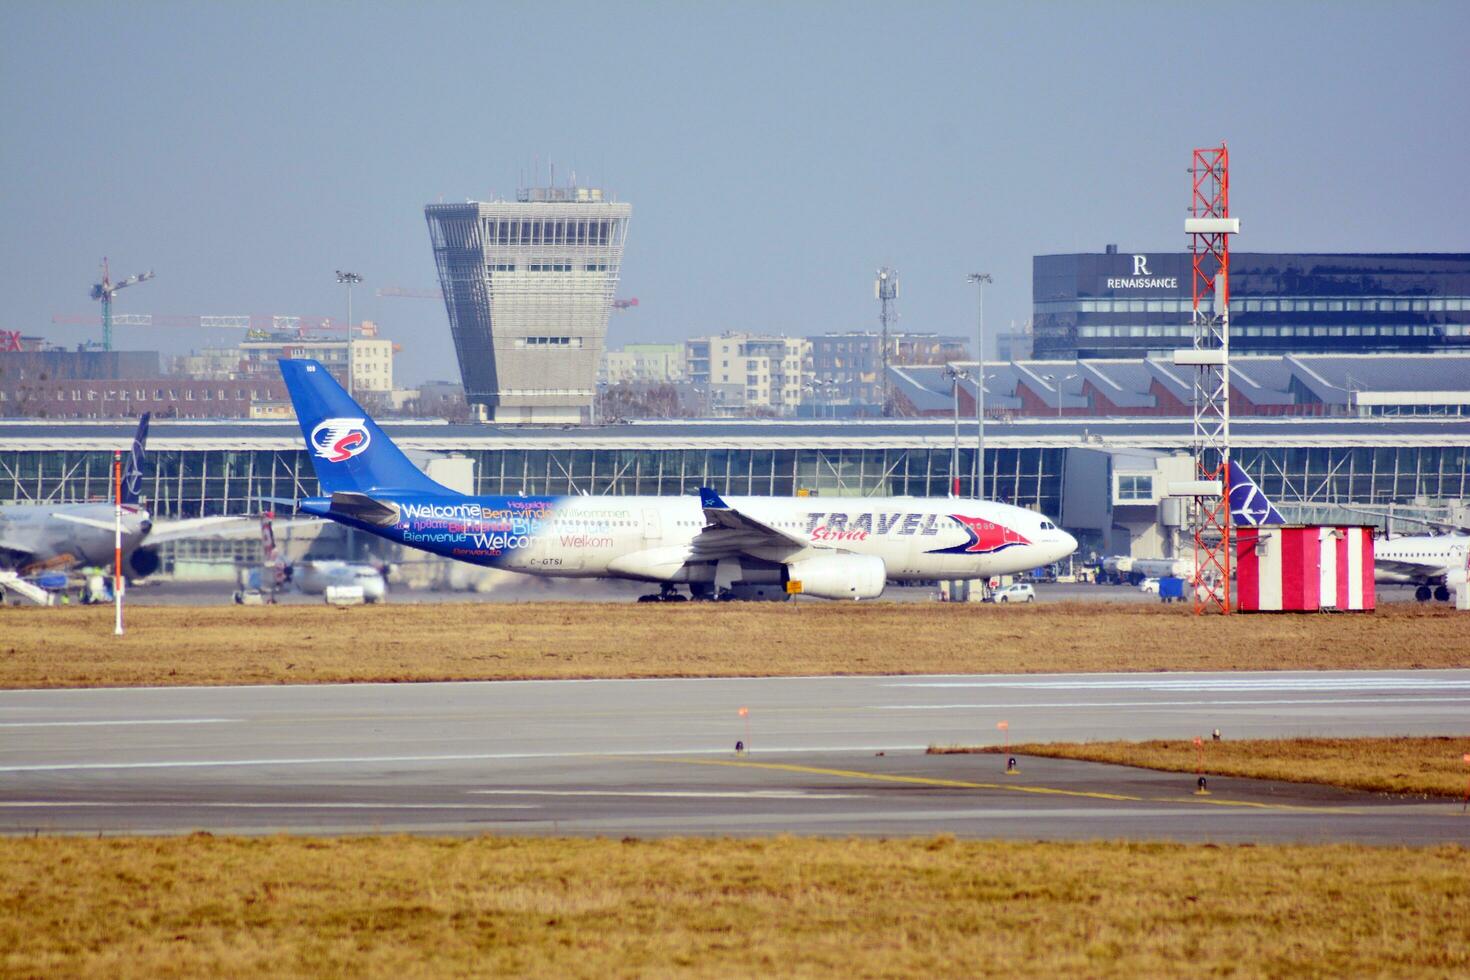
[968,273,992,498]
[946,365,969,497]
[336,270,363,396]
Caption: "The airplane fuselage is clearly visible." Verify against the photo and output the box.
[0,502,151,574]
[1372,534,1470,586]
[301,492,1077,587]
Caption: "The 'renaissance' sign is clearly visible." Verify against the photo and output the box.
[1106,255,1179,291]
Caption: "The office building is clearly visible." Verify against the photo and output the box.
[602,343,684,385]
[1034,250,1470,359]
[810,332,969,408]
[684,333,811,416]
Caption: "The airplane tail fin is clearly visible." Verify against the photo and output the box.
[1227,459,1286,526]
[121,412,150,504]
[278,359,450,496]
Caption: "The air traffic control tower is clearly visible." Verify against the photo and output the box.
[425,187,631,423]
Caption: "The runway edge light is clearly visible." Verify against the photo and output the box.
[1193,736,1210,795]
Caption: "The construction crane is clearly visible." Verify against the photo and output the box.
[376,286,640,309]
[89,258,155,351]
[51,312,363,339]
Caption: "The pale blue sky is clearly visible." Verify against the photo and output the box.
[3,1,1467,383]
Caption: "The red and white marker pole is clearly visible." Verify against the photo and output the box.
[739,706,750,754]
[112,450,123,636]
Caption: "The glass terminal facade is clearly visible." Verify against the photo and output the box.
[3,431,1465,522]
[1034,252,1470,359]
[0,446,1065,519]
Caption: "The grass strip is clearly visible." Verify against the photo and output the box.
[2,601,1467,689]
[1,836,1467,978]
[930,736,1470,798]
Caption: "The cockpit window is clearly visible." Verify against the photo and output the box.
[1039,521,1056,530]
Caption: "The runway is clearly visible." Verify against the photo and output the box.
[2,670,1468,841]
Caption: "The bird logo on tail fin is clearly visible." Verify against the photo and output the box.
[309,418,372,463]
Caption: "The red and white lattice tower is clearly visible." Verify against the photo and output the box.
[1181,144,1240,614]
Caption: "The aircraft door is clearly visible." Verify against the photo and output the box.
[643,508,662,542]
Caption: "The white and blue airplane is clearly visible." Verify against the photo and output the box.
[279,359,1078,601]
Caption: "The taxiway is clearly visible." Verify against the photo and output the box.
[2,670,1467,841]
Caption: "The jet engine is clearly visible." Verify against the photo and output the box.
[784,554,886,601]
[128,546,161,579]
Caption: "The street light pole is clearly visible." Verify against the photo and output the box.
[946,364,969,497]
[336,270,363,396]
[1046,372,1079,419]
[967,273,992,498]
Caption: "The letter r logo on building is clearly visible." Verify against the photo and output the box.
[1132,255,1151,276]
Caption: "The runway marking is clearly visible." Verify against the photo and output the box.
[651,758,1351,814]
[0,801,539,810]
[875,697,1470,710]
[888,678,1470,692]
[0,718,240,729]
[0,745,932,774]
[652,757,1147,803]
[470,789,872,800]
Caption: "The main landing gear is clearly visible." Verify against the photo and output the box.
[1413,585,1452,603]
[637,585,688,603]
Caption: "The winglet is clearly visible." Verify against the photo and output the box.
[699,487,729,510]
[1227,460,1286,526]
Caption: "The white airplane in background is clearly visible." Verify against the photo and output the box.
[1228,460,1469,603]
[1371,532,1469,602]
[278,359,1079,601]
[236,512,388,603]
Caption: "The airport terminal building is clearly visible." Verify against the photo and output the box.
[4,416,1467,563]
[1034,250,1470,360]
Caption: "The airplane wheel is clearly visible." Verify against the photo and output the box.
[637,593,660,603]
[1414,585,1432,602]
[1434,585,1451,602]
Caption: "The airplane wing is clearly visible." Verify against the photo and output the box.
[145,515,320,544]
[1373,556,1451,581]
[50,512,118,533]
[691,487,811,558]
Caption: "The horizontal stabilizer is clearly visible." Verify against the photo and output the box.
[328,491,401,528]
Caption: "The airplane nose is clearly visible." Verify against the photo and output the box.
[1056,530,1078,560]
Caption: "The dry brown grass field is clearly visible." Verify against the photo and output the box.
[932,736,1470,799]
[2,601,1467,689]
[2,835,1467,978]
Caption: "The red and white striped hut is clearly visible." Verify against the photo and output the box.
[1235,525,1376,612]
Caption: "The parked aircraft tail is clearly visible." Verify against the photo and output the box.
[278,359,450,496]
[1226,459,1286,526]
[121,412,150,504]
